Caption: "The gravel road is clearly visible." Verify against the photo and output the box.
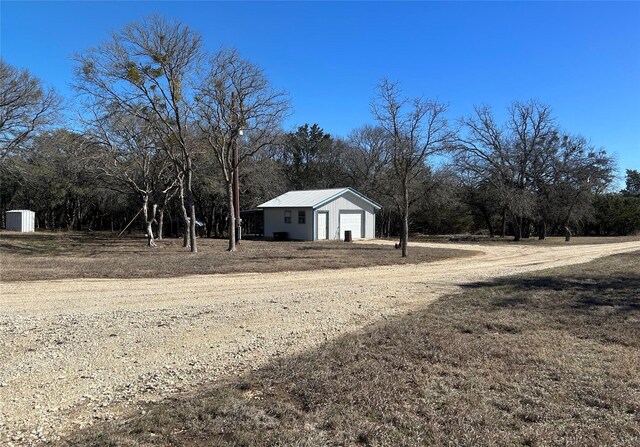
[1,240,639,445]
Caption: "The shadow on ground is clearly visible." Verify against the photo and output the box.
[464,275,640,314]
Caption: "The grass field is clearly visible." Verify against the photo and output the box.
[0,231,476,282]
[58,250,640,447]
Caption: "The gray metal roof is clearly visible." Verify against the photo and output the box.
[258,188,381,210]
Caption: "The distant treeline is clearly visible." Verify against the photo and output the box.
[2,16,639,248]
[2,124,639,239]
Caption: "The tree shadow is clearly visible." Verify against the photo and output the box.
[462,274,640,314]
[298,244,388,252]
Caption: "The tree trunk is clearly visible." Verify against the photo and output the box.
[205,210,212,238]
[538,220,547,240]
[157,208,164,240]
[141,195,156,247]
[500,207,507,237]
[166,208,175,238]
[186,164,197,253]
[482,208,494,237]
[147,205,158,247]
[189,201,197,251]
[214,206,221,238]
[206,204,215,238]
[178,178,190,248]
[522,218,531,239]
[513,214,522,242]
[233,143,241,245]
[562,201,577,243]
[226,181,236,252]
[401,178,409,258]
[74,199,82,231]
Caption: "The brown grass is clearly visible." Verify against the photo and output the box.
[58,251,640,447]
[409,234,640,246]
[0,231,475,282]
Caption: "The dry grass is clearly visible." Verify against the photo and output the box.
[410,234,640,246]
[0,231,475,282]
[58,251,640,447]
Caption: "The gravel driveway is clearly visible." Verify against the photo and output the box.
[1,241,639,445]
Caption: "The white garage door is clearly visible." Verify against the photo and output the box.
[339,211,363,239]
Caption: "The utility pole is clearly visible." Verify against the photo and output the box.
[230,91,242,244]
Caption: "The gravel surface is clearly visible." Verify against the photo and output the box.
[1,240,639,445]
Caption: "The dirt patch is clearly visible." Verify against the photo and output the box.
[1,240,639,445]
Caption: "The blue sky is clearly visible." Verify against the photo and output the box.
[2,1,639,180]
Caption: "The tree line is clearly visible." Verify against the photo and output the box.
[1,15,639,256]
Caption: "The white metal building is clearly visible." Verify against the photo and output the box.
[5,210,36,232]
[258,188,381,241]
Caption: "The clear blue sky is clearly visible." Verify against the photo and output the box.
[2,1,639,181]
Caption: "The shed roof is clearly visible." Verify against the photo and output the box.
[258,188,381,210]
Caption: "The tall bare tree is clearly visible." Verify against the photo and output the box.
[195,49,289,251]
[0,60,61,159]
[371,79,451,257]
[75,15,203,251]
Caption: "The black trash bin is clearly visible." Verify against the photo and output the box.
[344,230,352,242]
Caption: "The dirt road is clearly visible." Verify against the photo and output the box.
[1,241,639,445]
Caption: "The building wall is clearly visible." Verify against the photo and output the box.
[6,210,35,232]
[262,191,378,241]
[315,193,377,240]
[263,208,312,240]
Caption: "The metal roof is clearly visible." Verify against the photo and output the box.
[258,188,381,210]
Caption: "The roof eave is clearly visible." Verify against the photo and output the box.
[312,187,382,210]
[257,188,382,210]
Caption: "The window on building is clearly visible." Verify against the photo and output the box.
[298,210,306,224]
[284,210,291,224]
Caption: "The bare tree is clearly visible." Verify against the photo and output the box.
[546,135,613,240]
[0,60,61,159]
[87,104,177,246]
[195,48,289,252]
[346,125,390,193]
[75,15,203,251]
[345,125,399,237]
[371,79,451,257]
[457,101,557,240]
[457,101,613,241]
[455,105,510,233]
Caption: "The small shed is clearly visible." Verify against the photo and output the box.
[6,210,36,232]
[258,188,381,241]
